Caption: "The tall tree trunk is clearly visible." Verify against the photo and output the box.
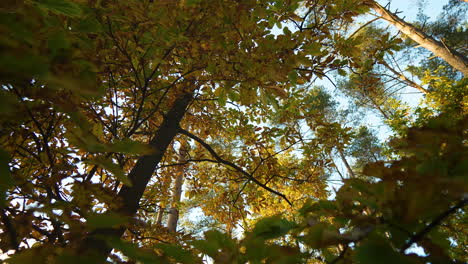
[76,89,193,262]
[156,171,174,226]
[330,156,346,181]
[338,148,356,179]
[156,205,165,226]
[167,140,189,232]
[370,1,468,76]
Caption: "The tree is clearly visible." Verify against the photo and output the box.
[346,126,383,173]
[167,140,189,233]
[0,0,369,261]
[1,0,466,263]
[368,0,468,76]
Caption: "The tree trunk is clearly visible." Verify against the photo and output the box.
[156,205,165,226]
[338,148,356,179]
[370,1,468,76]
[167,140,189,232]
[76,89,193,262]
[156,172,173,226]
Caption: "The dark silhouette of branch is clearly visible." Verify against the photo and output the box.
[348,17,380,39]
[178,128,292,205]
[156,158,222,169]
[233,180,250,205]
[400,198,468,253]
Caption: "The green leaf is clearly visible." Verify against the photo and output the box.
[86,212,129,229]
[0,13,34,45]
[251,215,295,240]
[0,53,48,77]
[304,42,322,56]
[362,161,387,178]
[337,68,347,76]
[75,15,102,33]
[353,235,414,264]
[106,238,161,264]
[206,62,216,74]
[154,244,197,263]
[302,222,343,248]
[48,30,69,57]
[109,139,154,155]
[240,86,258,105]
[300,200,338,216]
[192,230,230,256]
[36,0,83,17]
[47,75,100,96]
[85,157,132,186]
[54,252,104,264]
[288,71,298,84]
[427,227,451,252]
[6,248,50,264]
[0,92,18,117]
[185,0,202,6]
[215,86,227,106]
[191,239,219,257]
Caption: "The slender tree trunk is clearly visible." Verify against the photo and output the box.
[167,140,189,232]
[330,157,345,181]
[156,171,173,226]
[338,148,355,178]
[156,205,165,226]
[370,1,468,76]
[76,89,193,262]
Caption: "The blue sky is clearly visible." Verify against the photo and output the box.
[380,0,448,20]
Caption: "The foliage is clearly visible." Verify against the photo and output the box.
[346,126,383,171]
[0,0,466,263]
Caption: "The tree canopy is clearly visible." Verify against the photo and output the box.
[0,0,466,263]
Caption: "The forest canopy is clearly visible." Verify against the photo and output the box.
[0,0,466,263]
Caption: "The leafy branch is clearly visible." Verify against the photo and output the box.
[178,128,292,205]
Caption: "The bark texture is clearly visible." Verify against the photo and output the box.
[338,148,356,179]
[370,1,468,76]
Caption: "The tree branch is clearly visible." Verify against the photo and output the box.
[178,128,292,205]
[400,198,468,253]
[369,0,468,75]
